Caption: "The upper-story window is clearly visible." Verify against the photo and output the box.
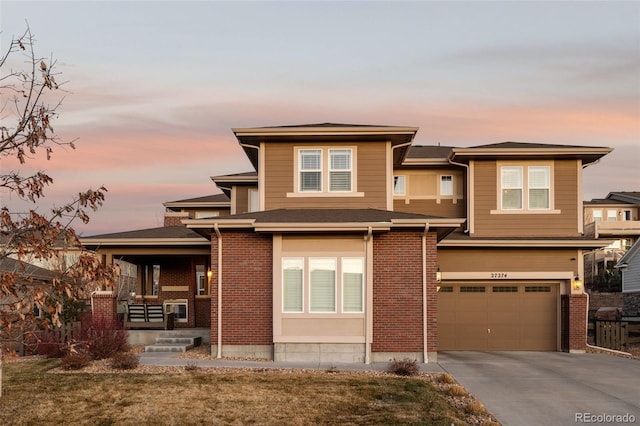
[440,175,453,196]
[291,147,361,197]
[393,175,406,195]
[607,210,617,221]
[299,149,322,192]
[622,210,632,221]
[497,164,555,213]
[501,166,523,209]
[528,166,550,209]
[593,210,602,222]
[329,149,352,191]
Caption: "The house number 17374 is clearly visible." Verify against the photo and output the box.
[491,273,508,278]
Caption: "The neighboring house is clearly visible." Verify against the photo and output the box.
[81,123,612,362]
[615,240,640,316]
[583,192,640,287]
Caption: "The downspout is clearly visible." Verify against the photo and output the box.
[364,226,373,364]
[448,156,470,233]
[214,224,223,359]
[422,224,429,363]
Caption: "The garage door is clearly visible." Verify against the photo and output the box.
[438,283,558,351]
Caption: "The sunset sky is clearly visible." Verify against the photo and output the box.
[1,1,639,235]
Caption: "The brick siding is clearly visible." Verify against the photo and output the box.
[91,292,118,327]
[569,294,588,351]
[211,231,273,346]
[372,230,438,353]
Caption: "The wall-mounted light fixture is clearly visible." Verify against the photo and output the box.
[436,267,442,283]
[573,275,583,291]
[207,269,213,283]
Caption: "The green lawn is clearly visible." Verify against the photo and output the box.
[0,359,470,425]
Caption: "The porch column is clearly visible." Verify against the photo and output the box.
[91,291,118,327]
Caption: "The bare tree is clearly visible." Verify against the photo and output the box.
[0,24,116,380]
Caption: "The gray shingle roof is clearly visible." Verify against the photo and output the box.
[211,208,445,223]
[83,226,206,240]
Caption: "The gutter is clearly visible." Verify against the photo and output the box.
[422,224,430,363]
[364,226,373,364]
[447,155,470,234]
[214,224,223,359]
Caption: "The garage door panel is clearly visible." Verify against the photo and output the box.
[438,282,558,351]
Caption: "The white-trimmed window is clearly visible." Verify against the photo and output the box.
[500,165,552,211]
[309,258,336,313]
[299,149,322,192]
[329,149,352,191]
[501,166,523,210]
[440,175,453,196]
[195,211,220,219]
[282,258,304,312]
[528,166,550,209]
[593,210,602,222]
[342,258,364,313]
[607,210,617,222]
[282,256,363,314]
[196,264,207,295]
[393,175,405,195]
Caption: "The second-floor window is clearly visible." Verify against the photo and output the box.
[440,175,453,196]
[329,149,352,191]
[607,210,617,221]
[500,165,551,211]
[300,149,322,192]
[297,148,354,194]
[593,210,602,222]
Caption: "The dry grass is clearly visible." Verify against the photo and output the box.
[1,359,472,426]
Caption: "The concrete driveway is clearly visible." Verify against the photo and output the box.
[438,351,640,426]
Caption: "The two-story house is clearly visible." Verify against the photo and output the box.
[583,192,640,289]
[82,123,612,363]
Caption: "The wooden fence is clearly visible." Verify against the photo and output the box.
[592,320,640,351]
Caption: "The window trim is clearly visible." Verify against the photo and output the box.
[280,256,365,315]
[289,146,364,197]
[492,162,560,214]
[592,210,603,222]
[440,175,454,196]
[393,175,406,196]
[607,210,617,222]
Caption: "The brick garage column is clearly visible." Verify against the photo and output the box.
[569,294,588,352]
[91,291,118,327]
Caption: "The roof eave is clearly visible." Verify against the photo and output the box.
[438,239,615,248]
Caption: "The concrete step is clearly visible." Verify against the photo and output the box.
[145,343,194,353]
[155,337,199,345]
[144,335,202,352]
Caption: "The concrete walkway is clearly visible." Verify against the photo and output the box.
[438,351,640,426]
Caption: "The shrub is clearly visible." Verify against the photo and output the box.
[387,358,419,376]
[447,384,467,397]
[437,373,456,384]
[82,317,129,360]
[184,361,200,372]
[109,351,139,370]
[465,400,486,415]
[60,341,91,370]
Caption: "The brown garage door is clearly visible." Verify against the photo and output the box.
[438,283,558,351]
